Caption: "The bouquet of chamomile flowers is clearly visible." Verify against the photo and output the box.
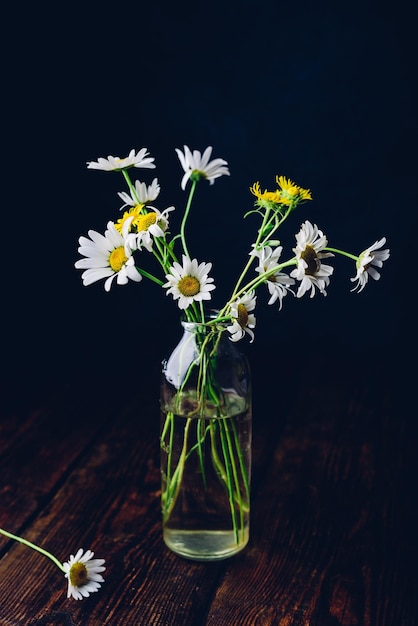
[75,145,389,325]
[75,144,389,555]
[2,145,389,589]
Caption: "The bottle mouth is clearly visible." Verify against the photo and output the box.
[181,309,227,332]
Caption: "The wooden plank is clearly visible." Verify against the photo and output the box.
[0,383,57,455]
[1,357,413,625]
[0,377,121,532]
[205,375,417,625]
[0,368,289,625]
[0,390,224,625]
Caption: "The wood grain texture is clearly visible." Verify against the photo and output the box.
[0,358,416,625]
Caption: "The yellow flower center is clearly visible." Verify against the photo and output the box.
[301,245,320,275]
[237,303,249,328]
[178,275,200,297]
[109,246,128,272]
[136,212,157,232]
[69,562,88,587]
[264,191,281,202]
[115,205,143,233]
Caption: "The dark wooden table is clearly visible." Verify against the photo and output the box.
[0,348,415,625]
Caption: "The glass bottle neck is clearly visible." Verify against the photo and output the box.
[180,309,228,336]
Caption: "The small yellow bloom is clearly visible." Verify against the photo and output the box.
[136,211,158,233]
[276,176,312,204]
[114,205,143,233]
[249,182,282,205]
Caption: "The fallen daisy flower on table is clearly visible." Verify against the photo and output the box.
[0,527,106,601]
[63,548,106,600]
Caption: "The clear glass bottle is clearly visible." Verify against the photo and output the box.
[160,314,252,561]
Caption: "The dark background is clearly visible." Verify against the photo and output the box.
[2,1,415,403]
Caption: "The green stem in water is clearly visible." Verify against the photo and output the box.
[162,417,192,523]
[218,422,239,542]
[185,423,211,460]
[231,419,250,502]
[0,528,65,572]
[196,418,207,489]
[161,411,175,490]
[210,421,229,477]
[222,419,247,536]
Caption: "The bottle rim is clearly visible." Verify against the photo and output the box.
[181,309,228,333]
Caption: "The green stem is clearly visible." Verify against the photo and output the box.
[224,204,294,312]
[222,419,247,535]
[185,423,211,460]
[196,418,207,488]
[135,267,164,285]
[219,422,239,542]
[219,258,297,318]
[325,247,358,261]
[0,528,65,572]
[230,206,271,300]
[180,179,198,258]
[162,417,192,522]
[158,237,179,269]
[121,168,177,276]
[161,411,175,489]
[209,421,228,484]
[121,169,140,204]
[231,419,250,501]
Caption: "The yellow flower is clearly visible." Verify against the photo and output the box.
[136,211,158,232]
[114,205,144,233]
[276,175,312,205]
[249,182,282,206]
[250,176,311,209]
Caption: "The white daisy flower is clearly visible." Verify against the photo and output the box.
[227,291,257,343]
[75,221,142,292]
[87,148,155,171]
[163,255,216,310]
[290,220,334,298]
[123,206,175,253]
[63,548,106,601]
[175,145,230,190]
[117,177,161,209]
[251,245,295,309]
[350,237,390,293]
